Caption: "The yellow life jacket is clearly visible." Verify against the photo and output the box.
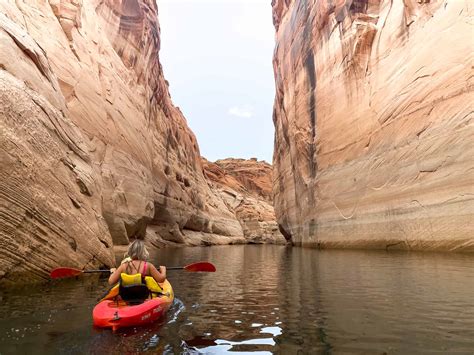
[99,274,164,302]
[119,272,163,293]
[120,272,142,286]
[99,260,164,301]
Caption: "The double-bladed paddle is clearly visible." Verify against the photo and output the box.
[50,261,216,279]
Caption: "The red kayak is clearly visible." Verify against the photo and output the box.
[93,280,174,331]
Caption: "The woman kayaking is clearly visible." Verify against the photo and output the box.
[108,239,167,285]
[94,239,174,330]
[49,240,213,330]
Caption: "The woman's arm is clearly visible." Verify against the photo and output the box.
[108,263,125,285]
[149,264,166,283]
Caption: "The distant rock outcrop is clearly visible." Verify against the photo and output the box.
[203,159,286,244]
[272,0,474,251]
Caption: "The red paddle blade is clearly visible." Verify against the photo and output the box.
[50,267,83,279]
[183,262,216,272]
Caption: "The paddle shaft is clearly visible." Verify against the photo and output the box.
[50,261,215,279]
[50,261,216,279]
[86,267,183,273]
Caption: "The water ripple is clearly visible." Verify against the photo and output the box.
[0,246,473,354]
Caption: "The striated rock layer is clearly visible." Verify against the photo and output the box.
[272,0,474,251]
[0,0,244,284]
[202,158,286,244]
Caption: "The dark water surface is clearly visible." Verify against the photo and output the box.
[0,245,473,354]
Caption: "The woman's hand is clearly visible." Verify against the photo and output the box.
[108,265,121,285]
[150,264,166,283]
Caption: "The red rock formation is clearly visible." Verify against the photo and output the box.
[206,158,273,201]
[0,0,244,284]
[203,159,286,244]
[272,0,474,251]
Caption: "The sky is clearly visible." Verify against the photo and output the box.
[158,0,276,163]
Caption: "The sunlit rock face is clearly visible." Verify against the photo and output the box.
[0,0,243,283]
[272,0,474,251]
[203,159,286,244]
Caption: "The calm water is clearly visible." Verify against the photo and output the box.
[0,245,473,354]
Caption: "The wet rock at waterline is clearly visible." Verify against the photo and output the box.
[272,0,474,251]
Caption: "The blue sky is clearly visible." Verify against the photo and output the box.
[158,0,275,163]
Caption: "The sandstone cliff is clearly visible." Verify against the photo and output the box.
[272,0,473,251]
[0,0,245,284]
[203,158,286,244]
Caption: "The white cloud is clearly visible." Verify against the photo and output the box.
[228,105,254,118]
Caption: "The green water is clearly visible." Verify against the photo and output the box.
[0,245,473,354]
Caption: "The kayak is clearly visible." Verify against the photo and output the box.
[92,279,174,331]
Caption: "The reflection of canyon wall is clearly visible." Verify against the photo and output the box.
[272,0,474,251]
[0,0,245,284]
[203,159,286,244]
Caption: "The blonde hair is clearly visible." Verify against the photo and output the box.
[127,239,149,261]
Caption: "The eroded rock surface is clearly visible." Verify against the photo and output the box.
[203,159,286,244]
[272,0,474,251]
[0,0,244,284]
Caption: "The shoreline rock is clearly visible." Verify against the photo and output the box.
[271,0,474,251]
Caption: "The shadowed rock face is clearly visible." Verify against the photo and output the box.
[0,0,243,284]
[272,0,474,251]
[203,159,286,244]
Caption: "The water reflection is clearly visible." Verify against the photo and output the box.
[0,246,473,354]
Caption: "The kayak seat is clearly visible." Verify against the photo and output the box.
[119,284,150,305]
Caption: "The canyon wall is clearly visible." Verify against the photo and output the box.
[0,0,245,284]
[272,0,473,251]
[203,158,286,244]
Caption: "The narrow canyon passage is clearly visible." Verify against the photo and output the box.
[1,0,472,285]
[0,0,473,353]
[0,0,283,285]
